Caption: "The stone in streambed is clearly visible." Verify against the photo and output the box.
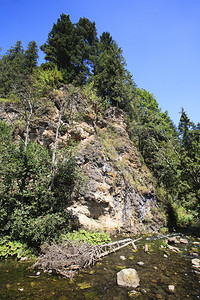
[120,255,126,261]
[192,258,200,268]
[167,237,180,244]
[144,244,149,252]
[180,238,188,244]
[117,268,140,288]
[168,285,175,293]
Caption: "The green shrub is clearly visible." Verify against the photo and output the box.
[62,230,111,245]
[172,203,194,227]
[0,236,33,259]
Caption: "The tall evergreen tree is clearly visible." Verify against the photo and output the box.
[25,41,38,73]
[178,109,200,207]
[93,32,129,107]
[0,41,26,97]
[40,14,75,81]
[41,14,98,84]
[73,17,98,84]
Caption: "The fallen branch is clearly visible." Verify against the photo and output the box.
[31,237,141,278]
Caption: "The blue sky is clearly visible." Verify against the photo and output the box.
[1,0,200,126]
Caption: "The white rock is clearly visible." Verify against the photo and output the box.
[117,268,140,288]
[137,261,144,266]
[168,245,180,252]
[120,255,126,261]
[180,238,188,244]
[192,258,200,267]
[168,285,175,293]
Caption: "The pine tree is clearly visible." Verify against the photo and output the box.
[73,17,98,85]
[25,41,38,73]
[0,41,26,96]
[178,109,200,206]
[40,14,75,81]
[93,32,129,107]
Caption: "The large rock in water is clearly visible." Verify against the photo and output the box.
[117,268,140,288]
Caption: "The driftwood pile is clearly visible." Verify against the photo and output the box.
[31,237,142,278]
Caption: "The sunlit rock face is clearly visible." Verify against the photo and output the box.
[0,87,165,233]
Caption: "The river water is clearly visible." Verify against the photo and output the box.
[0,233,199,299]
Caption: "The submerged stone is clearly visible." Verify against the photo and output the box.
[128,290,142,298]
[77,282,92,289]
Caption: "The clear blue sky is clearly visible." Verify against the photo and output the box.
[1,0,200,126]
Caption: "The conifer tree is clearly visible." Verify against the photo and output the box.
[178,109,200,206]
[93,32,129,107]
[41,14,98,84]
[40,13,75,75]
[25,41,38,73]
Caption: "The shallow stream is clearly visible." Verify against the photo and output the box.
[0,233,200,299]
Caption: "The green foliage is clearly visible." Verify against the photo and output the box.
[171,202,195,227]
[10,211,75,247]
[24,41,38,73]
[62,230,111,245]
[159,240,169,249]
[83,81,110,111]
[53,150,85,203]
[0,122,81,248]
[41,14,98,85]
[31,65,63,96]
[125,88,200,225]
[126,88,179,189]
[0,236,33,259]
[93,32,132,107]
[0,40,39,98]
[178,109,200,209]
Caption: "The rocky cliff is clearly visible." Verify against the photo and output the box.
[0,86,165,233]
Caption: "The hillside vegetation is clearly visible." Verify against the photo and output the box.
[0,14,199,252]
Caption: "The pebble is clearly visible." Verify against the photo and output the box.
[20,257,28,261]
[164,254,168,258]
[120,256,126,261]
[190,253,198,258]
[36,271,41,276]
[168,285,175,293]
[192,258,200,267]
[137,261,144,266]
[144,244,148,252]
[141,288,147,294]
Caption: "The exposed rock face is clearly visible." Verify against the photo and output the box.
[0,87,165,233]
